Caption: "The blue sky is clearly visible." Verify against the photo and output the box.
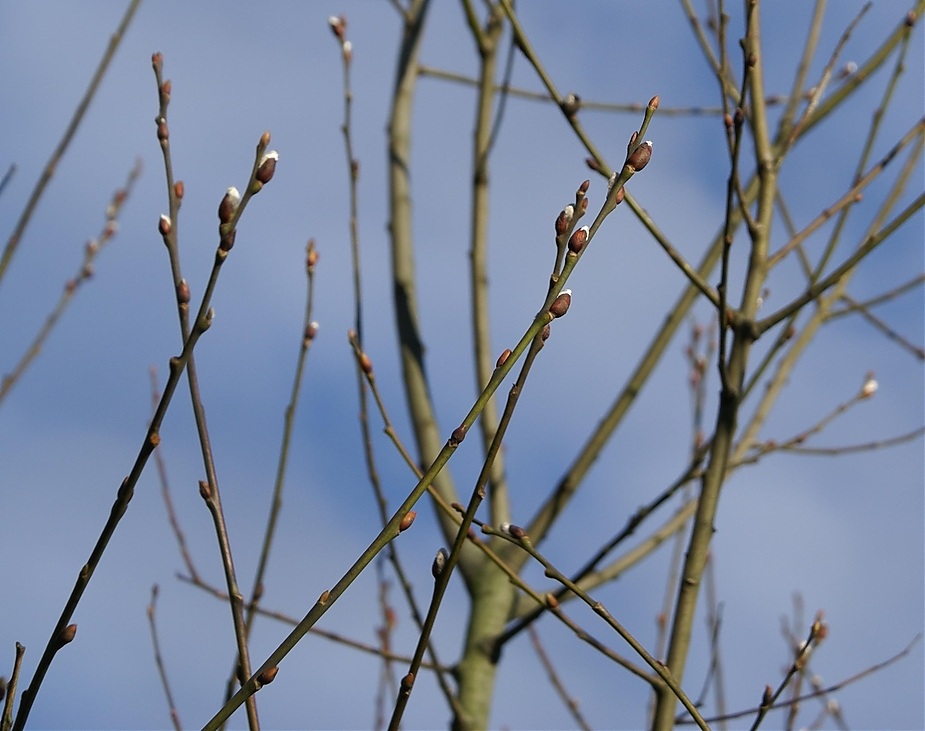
[0,2,922,729]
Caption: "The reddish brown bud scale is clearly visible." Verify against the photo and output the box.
[257,666,279,685]
[541,323,551,341]
[399,511,417,532]
[304,322,318,341]
[199,480,212,500]
[648,95,660,110]
[905,10,916,26]
[176,279,190,305]
[174,180,184,199]
[55,623,77,649]
[496,348,512,368]
[260,130,271,147]
[568,226,589,254]
[157,120,169,143]
[218,187,240,225]
[158,215,171,237]
[578,179,590,196]
[585,156,603,173]
[626,140,653,172]
[256,151,279,185]
[359,352,373,374]
[160,79,171,97]
[612,187,625,205]
[152,52,163,68]
[549,290,572,318]
[507,524,526,539]
[545,593,559,609]
[450,424,467,445]
[319,589,330,604]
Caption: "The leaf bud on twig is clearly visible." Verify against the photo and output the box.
[304,321,319,341]
[549,289,572,318]
[561,92,581,118]
[255,150,279,185]
[568,225,589,254]
[399,511,417,532]
[158,214,172,237]
[432,548,448,579]
[555,205,574,237]
[257,666,279,685]
[450,424,467,446]
[176,278,190,305]
[174,180,184,200]
[328,15,347,40]
[495,348,511,368]
[54,623,77,650]
[218,187,241,226]
[860,372,877,399]
[626,140,653,172]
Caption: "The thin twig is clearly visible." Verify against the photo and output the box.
[0,0,141,288]
[146,585,183,731]
[0,160,141,407]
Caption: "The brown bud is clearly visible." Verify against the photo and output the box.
[358,352,373,374]
[156,119,169,143]
[257,666,279,685]
[567,226,589,254]
[218,187,240,225]
[176,279,190,305]
[549,290,572,318]
[399,511,417,532]
[306,240,318,271]
[541,323,551,341]
[555,205,574,237]
[304,322,318,341]
[627,130,638,154]
[626,140,653,172]
[400,672,415,691]
[318,589,330,605]
[255,151,279,185]
[648,95,660,110]
[159,79,171,99]
[152,52,163,69]
[450,424,467,446]
[199,480,212,500]
[506,523,526,540]
[55,623,77,649]
[905,10,916,26]
[761,685,773,706]
[545,593,559,609]
[612,186,625,206]
[561,92,581,118]
[174,180,184,200]
[260,130,271,147]
[158,214,171,237]
[585,156,603,173]
[724,112,734,130]
[495,348,512,368]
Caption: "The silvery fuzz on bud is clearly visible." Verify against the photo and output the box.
[432,548,448,579]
